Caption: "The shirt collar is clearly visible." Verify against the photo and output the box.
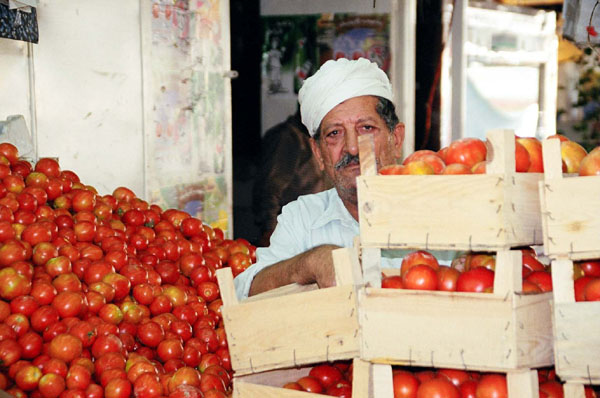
[311,189,358,229]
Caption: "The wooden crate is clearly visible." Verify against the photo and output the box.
[348,248,554,372]
[216,249,362,376]
[356,129,543,252]
[539,139,600,260]
[232,358,393,398]
[551,258,600,397]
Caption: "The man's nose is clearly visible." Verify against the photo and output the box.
[345,131,359,155]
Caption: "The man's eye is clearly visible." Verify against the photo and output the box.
[326,130,340,137]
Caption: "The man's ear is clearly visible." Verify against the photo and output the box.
[392,122,405,159]
[309,138,325,171]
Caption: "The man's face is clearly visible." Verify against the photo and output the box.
[310,96,404,206]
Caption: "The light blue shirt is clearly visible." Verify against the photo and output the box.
[234,188,359,300]
[233,188,455,300]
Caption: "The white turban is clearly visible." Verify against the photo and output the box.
[298,57,393,137]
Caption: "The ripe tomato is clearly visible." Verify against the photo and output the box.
[296,376,323,393]
[456,267,494,293]
[38,372,66,398]
[475,374,507,398]
[308,364,343,390]
[436,266,460,292]
[416,377,459,398]
[444,137,487,168]
[104,378,132,398]
[382,275,404,289]
[403,265,438,291]
[584,278,600,301]
[48,334,82,363]
[525,271,553,293]
[392,370,419,398]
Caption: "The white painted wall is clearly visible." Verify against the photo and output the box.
[33,0,144,196]
[0,39,32,138]
[0,1,145,197]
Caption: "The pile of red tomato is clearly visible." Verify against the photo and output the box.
[389,366,596,398]
[382,249,553,293]
[283,362,598,398]
[380,133,600,176]
[573,260,600,301]
[0,143,256,398]
[282,362,352,396]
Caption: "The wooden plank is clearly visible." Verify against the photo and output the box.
[358,135,377,176]
[243,283,318,303]
[223,285,360,375]
[351,359,371,398]
[540,176,600,258]
[493,250,521,296]
[551,259,575,304]
[361,247,382,288]
[514,292,554,369]
[371,363,394,398]
[507,369,539,398]
[216,267,238,306]
[332,247,359,287]
[234,380,323,398]
[486,130,515,175]
[563,383,587,398]
[553,301,600,384]
[357,173,542,251]
[358,288,553,371]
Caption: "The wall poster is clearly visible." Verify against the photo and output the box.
[261,13,390,135]
[142,0,232,235]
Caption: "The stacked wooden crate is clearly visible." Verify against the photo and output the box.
[216,250,385,397]
[215,129,554,397]
[350,129,553,396]
[539,138,600,398]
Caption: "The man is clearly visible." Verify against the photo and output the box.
[253,109,332,248]
[235,58,405,299]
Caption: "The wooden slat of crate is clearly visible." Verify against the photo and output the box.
[551,259,600,385]
[554,301,600,384]
[216,249,361,376]
[358,288,553,371]
[222,284,359,375]
[232,358,392,398]
[357,129,543,251]
[354,250,554,371]
[358,173,542,251]
[539,139,600,260]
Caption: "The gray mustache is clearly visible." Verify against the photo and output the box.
[335,153,360,170]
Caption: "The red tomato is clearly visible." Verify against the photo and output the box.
[38,372,66,398]
[296,376,323,394]
[382,275,404,289]
[458,379,477,398]
[392,370,420,398]
[0,338,24,367]
[403,265,438,291]
[584,278,600,301]
[437,266,460,292]
[525,271,553,293]
[48,334,82,363]
[475,374,507,398]
[444,138,487,168]
[579,260,600,277]
[104,378,132,398]
[416,377,459,398]
[400,250,440,277]
[308,364,343,389]
[137,321,164,348]
[456,267,495,293]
